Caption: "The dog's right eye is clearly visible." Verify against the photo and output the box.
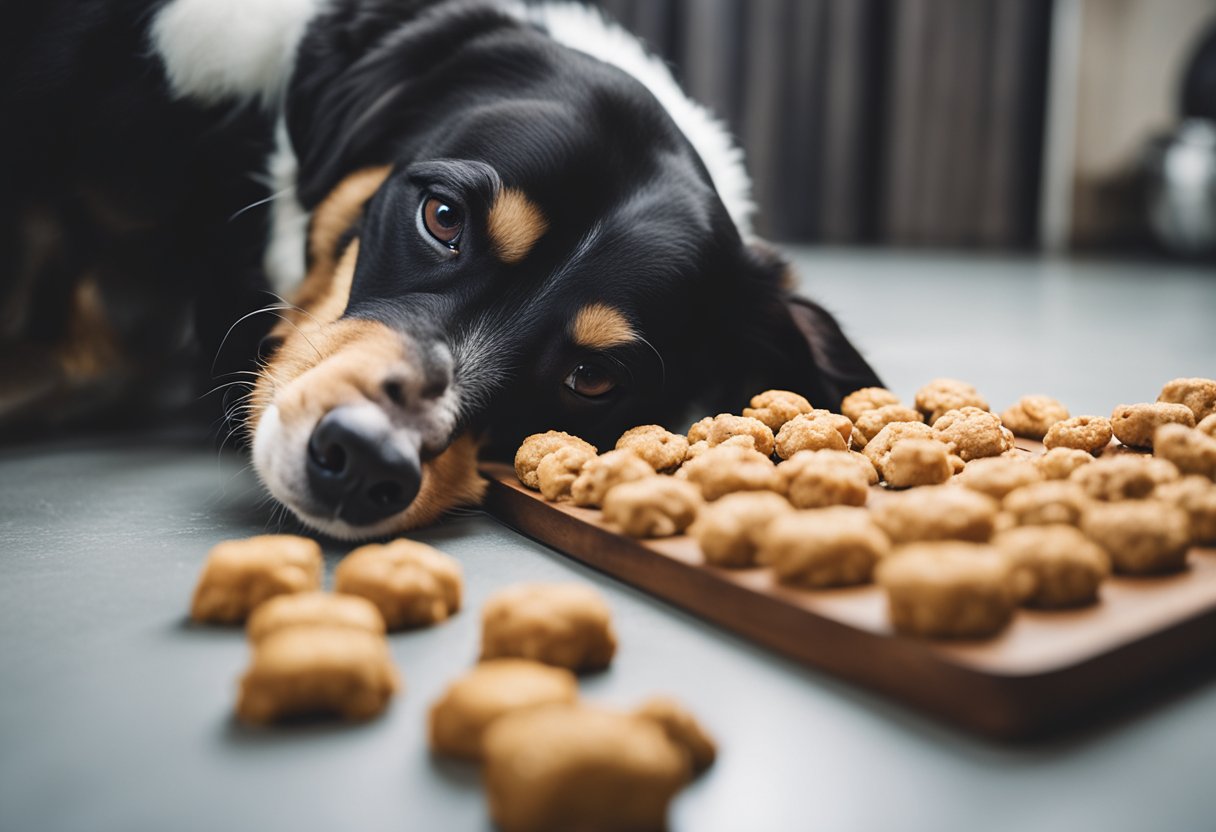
[421,196,464,248]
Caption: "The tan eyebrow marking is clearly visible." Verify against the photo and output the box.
[487,188,548,264]
[570,303,637,349]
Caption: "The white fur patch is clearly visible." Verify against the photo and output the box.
[150,0,326,107]
[521,2,756,237]
[263,119,311,295]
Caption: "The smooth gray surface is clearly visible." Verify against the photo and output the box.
[2,248,1215,832]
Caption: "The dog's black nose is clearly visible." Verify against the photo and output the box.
[306,406,422,526]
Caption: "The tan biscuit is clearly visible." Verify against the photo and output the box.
[758,507,891,587]
[852,405,924,449]
[236,626,401,724]
[428,659,579,760]
[536,445,595,502]
[704,413,776,456]
[1000,395,1070,440]
[1158,377,1216,422]
[685,434,753,462]
[742,389,815,433]
[871,485,999,544]
[246,592,385,644]
[862,421,936,467]
[776,450,870,508]
[480,583,617,671]
[334,539,462,630]
[1153,423,1216,480]
[634,697,717,774]
[955,456,1044,500]
[876,543,1017,638]
[915,378,989,425]
[1035,447,1095,480]
[688,491,792,568]
[841,386,902,422]
[932,406,1015,461]
[191,535,323,625]
[1043,416,1113,454]
[602,476,703,538]
[773,412,852,459]
[686,416,713,444]
[676,444,780,501]
[1110,402,1195,449]
[515,431,597,490]
[880,438,957,488]
[615,425,689,472]
[993,525,1109,607]
[1081,501,1191,575]
[570,449,654,507]
[1153,475,1216,544]
[1070,455,1180,501]
[1002,480,1091,527]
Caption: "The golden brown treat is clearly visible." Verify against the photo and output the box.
[1035,447,1094,480]
[861,420,935,466]
[852,405,924,449]
[1153,476,1216,543]
[1199,413,1216,438]
[334,539,463,631]
[1000,395,1070,440]
[1153,423,1216,480]
[634,697,717,774]
[245,592,385,644]
[685,434,753,462]
[776,450,870,508]
[879,438,957,488]
[515,431,597,490]
[236,626,401,724]
[932,406,1015,461]
[480,583,617,672]
[742,389,814,432]
[1043,415,1113,454]
[758,507,891,587]
[536,445,595,502]
[871,485,999,544]
[1002,480,1091,527]
[688,491,792,568]
[876,543,1017,638]
[993,526,1109,607]
[841,387,902,422]
[569,449,654,507]
[955,456,1044,500]
[704,413,776,456]
[615,425,689,472]
[686,416,713,444]
[601,477,703,538]
[428,659,579,760]
[1081,501,1191,575]
[850,450,881,485]
[677,444,780,501]
[1110,402,1195,449]
[1070,455,1180,501]
[915,378,989,425]
[773,412,850,458]
[482,704,690,832]
[1158,377,1216,422]
[191,535,323,625]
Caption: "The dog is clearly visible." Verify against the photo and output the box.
[2,0,881,539]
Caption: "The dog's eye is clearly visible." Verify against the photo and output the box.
[421,196,464,247]
[564,362,617,398]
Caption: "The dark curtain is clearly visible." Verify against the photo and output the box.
[589,0,1053,247]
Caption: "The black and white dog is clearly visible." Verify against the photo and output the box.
[2,0,880,538]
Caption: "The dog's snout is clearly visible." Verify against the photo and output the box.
[306,406,422,526]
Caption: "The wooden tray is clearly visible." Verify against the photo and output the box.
[481,457,1216,739]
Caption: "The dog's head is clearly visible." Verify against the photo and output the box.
[248,3,880,539]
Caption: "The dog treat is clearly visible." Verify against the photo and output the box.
[482,704,691,832]
[743,389,814,433]
[515,431,597,490]
[245,592,385,645]
[758,507,891,588]
[993,526,1109,608]
[1199,414,1216,438]
[1042,415,1113,454]
[686,416,713,443]
[1002,480,1091,527]
[480,583,617,671]
[615,425,689,472]
[876,543,1018,638]
[677,444,780,500]
[704,413,776,456]
[602,476,703,538]
[236,626,401,724]
[570,448,654,507]
[684,434,752,462]
[689,491,793,568]
[633,697,717,774]
[1000,395,1070,440]
[1153,423,1216,480]
[1081,502,1191,575]
[852,405,924,449]
[191,535,323,625]
[334,539,463,630]
[777,450,870,508]
[1153,475,1216,544]
[1070,455,1180,502]
[880,438,958,488]
[932,406,1015,461]
[536,445,596,502]
[428,659,579,760]
[1035,447,1094,480]
[915,378,989,425]
[1158,377,1216,422]
[1110,402,1195,449]
[841,386,902,422]
[774,411,851,458]
[862,420,935,465]
[956,456,1044,500]
[871,485,999,544]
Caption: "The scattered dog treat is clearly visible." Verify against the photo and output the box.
[777,449,870,508]
[956,456,1044,500]
[633,696,718,774]
[480,583,617,672]
[876,543,1019,638]
[852,404,923,449]
[862,420,936,469]
[615,425,689,472]
[677,444,779,500]
[993,526,1109,608]
[686,415,713,443]
[871,485,999,544]
[774,411,851,458]
[689,491,793,568]
[602,476,702,538]
[1035,447,1094,480]
[879,438,958,488]
[742,389,814,433]
[1153,423,1216,479]
[245,592,385,645]
[1002,480,1091,527]
[1153,476,1216,544]
[1081,502,1191,575]
[915,378,989,425]
[1042,416,1113,454]
[428,659,579,760]
[1071,455,1180,502]
[758,507,891,588]
[841,386,902,422]
[931,406,1015,461]
[704,413,775,456]
[1000,395,1069,440]
[684,434,751,461]
[570,449,654,507]
[537,444,596,502]
[515,431,597,490]
[1158,377,1216,422]
[191,535,323,625]
[334,539,463,630]
[1110,402,1195,449]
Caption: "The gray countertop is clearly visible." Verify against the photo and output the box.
[3,248,1215,832]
